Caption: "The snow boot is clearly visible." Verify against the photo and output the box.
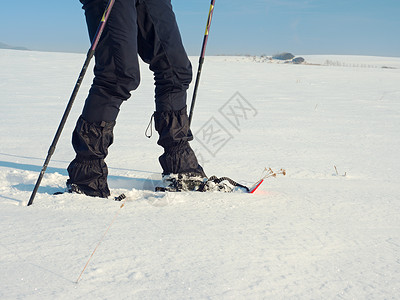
[66,116,115,198]
[153,107,206,191]
[154,107,205,175]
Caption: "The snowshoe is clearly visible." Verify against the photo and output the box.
[155,174,249,193]
[53,183,86,196]
[156,173,207,192]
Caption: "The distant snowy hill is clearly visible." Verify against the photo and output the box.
[0,42,29,51]
[0,49,399,299]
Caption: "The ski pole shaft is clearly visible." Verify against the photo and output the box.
[27,0,116,206]
[188,0,216,126]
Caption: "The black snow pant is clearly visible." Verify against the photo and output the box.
[67,0,205,197]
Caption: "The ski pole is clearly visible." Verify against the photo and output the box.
[188,0,216,126]
[27,0,116,206]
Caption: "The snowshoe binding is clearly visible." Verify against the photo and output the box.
[53,183,86,196]
[155,173,250,193]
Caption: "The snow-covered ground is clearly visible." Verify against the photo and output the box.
[1,49,399,299]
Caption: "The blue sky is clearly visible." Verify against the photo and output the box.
[1,0,399,57]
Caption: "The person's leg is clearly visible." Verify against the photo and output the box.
[80,0,140,123]
[67,117,115,197]
[67,0,140,197]
[137,0,205,178]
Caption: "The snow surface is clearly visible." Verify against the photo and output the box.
[1,49,399,299]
